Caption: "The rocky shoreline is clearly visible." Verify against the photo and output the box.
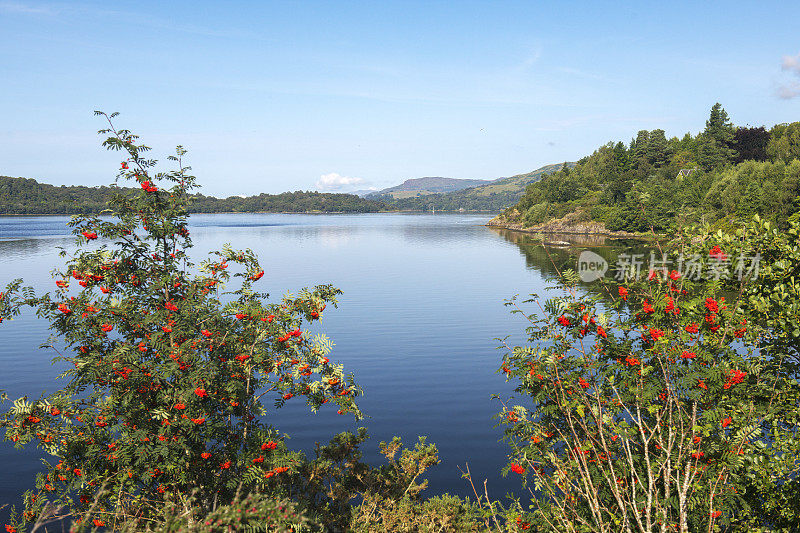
[486,213,648,241]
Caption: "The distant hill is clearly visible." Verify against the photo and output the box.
[348,189,381,198]
[373,162,574,212]
[467,163,571,197]
[0,176,389,214]
[367,177,493,199]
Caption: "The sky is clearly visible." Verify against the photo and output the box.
[1,1,799,197]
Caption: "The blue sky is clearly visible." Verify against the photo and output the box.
[1,1,799,197]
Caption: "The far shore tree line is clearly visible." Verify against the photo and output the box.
[0,177,389,215]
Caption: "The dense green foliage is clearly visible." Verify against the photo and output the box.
[500,104,800,233]
[380,188,521,212]
[0,176,388,215]
[704,217,800,528]
[0,177,126,215]
[187,190,389,214]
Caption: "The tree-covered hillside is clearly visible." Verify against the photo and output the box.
[0,176,389,214]
[379,162,572,212]
[0,177,125,215]
[368,176,492,198]
[496,104,800,233]
[187,191,389,213]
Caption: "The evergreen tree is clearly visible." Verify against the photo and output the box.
[696,134,723,171]
[631,130,650,163]
[646,129,671,167]
[605,142,631,203]
[698,103,736,169]
[630,130,652,178]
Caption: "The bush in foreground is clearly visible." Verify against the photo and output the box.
[0,112,366,531]
[496,220,800,531]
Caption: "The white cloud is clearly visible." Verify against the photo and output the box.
[782,52,800,75]
[777,52,800,99]
[315,172,366,191]
[777,82,800,100]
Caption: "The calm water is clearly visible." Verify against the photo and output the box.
[0,213,629,515]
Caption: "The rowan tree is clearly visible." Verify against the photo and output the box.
[498,233,800,532]
[0,112,362,531]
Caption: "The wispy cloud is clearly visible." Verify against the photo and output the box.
[1,2,272,43]
[777,83,800,100]
[558,66,603,80]
[0,1,59,15]
[777,52,800,99]
[315,172,366,191]
[518,47,542,70]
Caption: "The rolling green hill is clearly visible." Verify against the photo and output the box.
[464,163,570,197]
[367,176,493,199]
[374,162,573,212]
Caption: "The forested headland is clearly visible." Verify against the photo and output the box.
[493,104,800,233]
[0,177,389,214]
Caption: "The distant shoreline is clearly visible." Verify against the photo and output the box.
[0,210,500,216]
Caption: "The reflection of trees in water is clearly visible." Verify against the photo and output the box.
[400,223,487,246]
[0,237,72,260]
[490,228,652,285]
[492,229,612,248]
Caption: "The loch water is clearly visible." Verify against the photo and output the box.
[0,213,638,516]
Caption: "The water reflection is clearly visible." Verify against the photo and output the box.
[0,236,73,260]
[489,228,653,286]
[400,222,489,246]
[490,228,615,248]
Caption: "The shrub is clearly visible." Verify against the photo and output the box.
[0,112,361,531]
[497,231,800,531]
